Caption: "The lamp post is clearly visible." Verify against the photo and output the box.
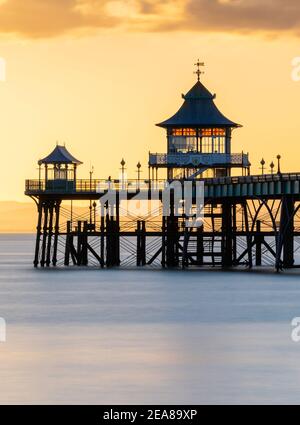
[120,158,126,189]
[38,164,42,190]
[89,165,94,223]
[260,158,265,175]
[137,161,141,188]
[270,161,275,175]
[89,165,94,190]
[277,155,281,175]
[93,201,97,227]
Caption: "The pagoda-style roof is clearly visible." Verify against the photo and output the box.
[38,145,82,165]
[157,81,240,128]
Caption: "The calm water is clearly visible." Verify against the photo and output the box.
[0,234,300,404]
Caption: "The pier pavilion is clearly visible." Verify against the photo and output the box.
[25,63,300,271]
[149,61,250,181]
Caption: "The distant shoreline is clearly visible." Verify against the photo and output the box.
[0,232,35,234]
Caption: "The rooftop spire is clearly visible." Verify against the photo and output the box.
[194,59,205,82]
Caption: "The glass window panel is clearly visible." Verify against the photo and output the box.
[213,128,226,136]
[169,136,197,153]
[172,128,197,136]
[201,129,212,137]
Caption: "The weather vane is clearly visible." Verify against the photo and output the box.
[194,59,205,81]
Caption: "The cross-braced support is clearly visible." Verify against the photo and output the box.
[31,192,300,272]
[34,199,61,268]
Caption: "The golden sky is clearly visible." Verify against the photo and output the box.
[0,0,300,200]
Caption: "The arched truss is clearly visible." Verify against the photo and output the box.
[233,199,281,267]
[250,199,279,234]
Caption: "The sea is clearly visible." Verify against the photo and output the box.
[0,234,300,404]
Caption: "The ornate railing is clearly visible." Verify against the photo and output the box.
[149,152,250,167]
[25,173,300,195]
[25,179,169,193]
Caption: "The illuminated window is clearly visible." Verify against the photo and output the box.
[172,128,197,136]
[201,129,212,137]
[201,137,212,153]
[200,128,226,137]
[213,128,226,136]
[172,129,183,136]
[169,128,227,153]
[183,128,197,136]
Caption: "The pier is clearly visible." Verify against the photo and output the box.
[25,62,300,271]
[25,172,300,270]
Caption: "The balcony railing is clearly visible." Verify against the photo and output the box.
[25,179,169,194]
[25,172,300,195]
[149,152,250,167]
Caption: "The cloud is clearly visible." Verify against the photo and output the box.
[183,0,300,35]
[0,0,119,38]
[0,0,299,38]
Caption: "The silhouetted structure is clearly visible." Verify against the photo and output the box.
[149,62,250,180]
[25,65,299,272]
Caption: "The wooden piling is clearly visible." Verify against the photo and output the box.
[279,196,294,269]
[255,220,262,266]
[46,202,54,267]
[52,201,61,266]
[222,201,233,267]
[40,203,49,267]
[64,221,71,266]
[196,226,204,266]
[34,201,43,267]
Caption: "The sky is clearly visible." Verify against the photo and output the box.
[0,0,300,200]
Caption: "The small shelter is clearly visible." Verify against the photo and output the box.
[38,145,82,190]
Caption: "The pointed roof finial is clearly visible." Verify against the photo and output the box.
[194,59,205,82]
